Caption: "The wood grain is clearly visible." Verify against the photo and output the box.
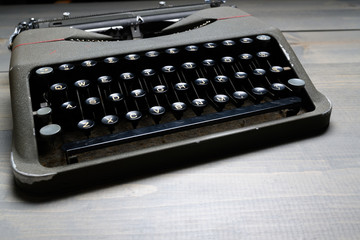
[0,1,360,239]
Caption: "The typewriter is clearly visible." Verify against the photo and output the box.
[8,1,331,191]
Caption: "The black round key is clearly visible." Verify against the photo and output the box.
[232,91,248,106]
[270,83,288,98]
[81,60,97,68]
[59,63,75,72]
[270,66,284,73]
[256,51,270,58]
[153,85,168,94]
[104,56,119,64]
[203,42,217,49]
[239,53,253,61]
[120,72,135,81]
[253,68,266,76]
[213,94,229,111]
[108,93,124,103]
[221,56,236,74]
[74,79,91,89]
[233,91,248,100]
[214,75,229,83]
[97,76,112,87]
[202,59,217,77]
[141,69,157,84]
[165,48,180,55]
[221,56,235,64]
[234,72,248,80]
[174,82,189,91]
[239,37,253,44]
[194,78,209,87]
[61,101,77,112]
[171,102,187,120]
[145,51,160,58]
[124,54,140,61]
[149,106,166,124]
[181,62,197,70]
[191,98,207,116]
[101,114,119,133]
[185,45,199,52]
[85,97,101,115]
[125,110,142,128]
[141,69,156,77]
[131,89,147,111]
[162,65,176,73]
[153,85,168,104]
[131,89,146,98]
[222,39,236,47]
[252,69,267,84]
[77,119,95,137]
[50,83,68,105]
[60,101,79,126]
[202,59,216,67]
[50,82,67,92]
[252,87,268,102]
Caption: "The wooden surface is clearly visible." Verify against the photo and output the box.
[1,1,360,239]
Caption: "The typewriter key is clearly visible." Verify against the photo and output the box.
[252,87,268,102]
[104,56,119,65]
[50,83,68,105]
[213,94,229,111]
[270,83,288,98]
[256,34,272,48]
[101,115,119,133]
[191,98,207,116]
[232,91,248,106]
[288,78,306,95]
[171,102,187,120]
[74,79,91,91]
[149,106,166,124]
[38,123,62,153]
[194,78,209,96]
[153,85,168,106]
[125,110,142,128]
[131,89,147,111]
[77,119,95,137]
[61,101,78,118]
[36,107,52,126]
[35,67,54,88]
[97,76,112,87]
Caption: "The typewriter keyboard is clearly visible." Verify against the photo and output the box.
[30,34,314,166]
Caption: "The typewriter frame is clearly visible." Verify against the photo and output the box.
[9,7,331,191]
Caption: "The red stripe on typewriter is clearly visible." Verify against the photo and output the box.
[217,14,252,20]
[13,38,65,50]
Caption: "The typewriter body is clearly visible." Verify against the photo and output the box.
[9,2,331,191]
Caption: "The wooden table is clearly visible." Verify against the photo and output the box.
[0,1,360,239]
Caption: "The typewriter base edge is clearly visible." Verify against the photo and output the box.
[11,108,331,194]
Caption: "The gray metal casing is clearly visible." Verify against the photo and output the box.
[9,7,331,191]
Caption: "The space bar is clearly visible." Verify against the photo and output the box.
[62,97,301,156]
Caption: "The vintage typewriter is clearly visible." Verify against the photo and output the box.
[8,1,331,191]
